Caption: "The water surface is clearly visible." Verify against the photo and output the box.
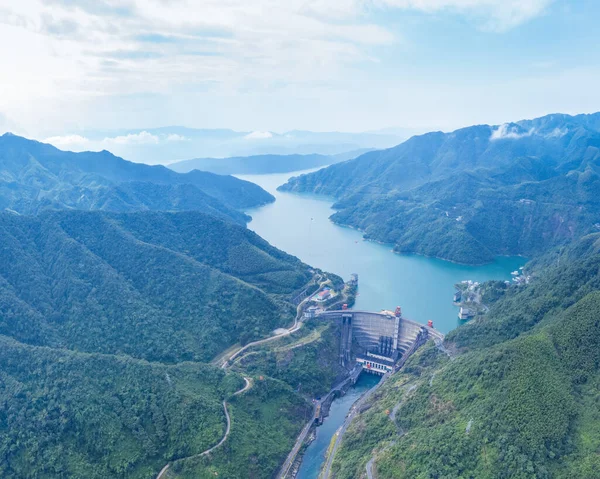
[239,170,526,334]
[295,373,380,479]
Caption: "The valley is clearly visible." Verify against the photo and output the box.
[2,113,600,479]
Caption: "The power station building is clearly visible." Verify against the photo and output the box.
[322,307,427,374]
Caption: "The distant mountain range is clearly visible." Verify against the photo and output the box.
[168,149,373,175]
[280,112,600,263]
[40,127,413,164]
[0,133,273,223]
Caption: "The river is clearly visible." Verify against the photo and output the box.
[238,169,526,479]
[294,373,380,479]
[238,169,527,334]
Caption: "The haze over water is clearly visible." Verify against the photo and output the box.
[239,169,526,334]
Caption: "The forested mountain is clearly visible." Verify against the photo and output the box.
[0,133,273,219]
[0,209,318,478]
[331,233,600,478]
[168,149,372,175]
[280,113,600,263]
[0,210,311,362]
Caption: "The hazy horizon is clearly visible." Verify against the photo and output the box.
[3,0,600,148]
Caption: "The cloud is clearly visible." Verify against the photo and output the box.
[103,131,159,145]
[244,131,273,140]
[378,0,554,31]
[490,123,535,140]
[0,0,563,136]
[546,127,568,138]
[43,134,90,146]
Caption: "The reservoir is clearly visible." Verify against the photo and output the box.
[239,170,526,334]
[238,169,527,479]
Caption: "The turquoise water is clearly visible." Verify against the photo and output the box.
[295,373,380,479]
[239,170,527,334]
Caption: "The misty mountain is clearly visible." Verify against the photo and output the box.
[0,133,274,222]
[43,127,412,164]
[280,112,600,263]
[168,149,373,175]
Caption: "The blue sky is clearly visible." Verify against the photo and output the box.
[1,0,600,146]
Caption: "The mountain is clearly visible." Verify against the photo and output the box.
[331,233,600,478]
[0,133,274,220]
[0,210,312,363]
[0,209,319,478]
[46,127,411,164]
[168,149,373,175]
[280,113,600,263]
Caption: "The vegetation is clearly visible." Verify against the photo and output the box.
[0,210,311,363]
[331,235,600,478]
[167,377,312,479]
[236,320,346,397]
[0,335,242,479]
[0,133,273,218]
[280,113,600,263]
[0,208,320,478]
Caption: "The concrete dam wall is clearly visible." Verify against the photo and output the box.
[317,310,443,370]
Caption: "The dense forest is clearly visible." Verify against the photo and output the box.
[280,113,600,263]
[0,209,321,478]
[0,133,273,218]
[0,210,312,362]
[330,233,600,478]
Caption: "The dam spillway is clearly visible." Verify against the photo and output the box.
[317,309,444,372]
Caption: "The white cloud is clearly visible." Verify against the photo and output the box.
[165,133,188,142]
[490,123,535,140]
[546,127,568,138]
[378,0,553,32]
[43,134,90,146]
[103,131,160,145]
[244,130,273,140]
[0,0,566,136]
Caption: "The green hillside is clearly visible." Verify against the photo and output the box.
[0,133,273,218]
[280,113,600,263]
[330,235,600,478]
[0,209,320,478]
[0,336,242,479]
[0,210,311,363]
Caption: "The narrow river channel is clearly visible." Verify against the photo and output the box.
[238,169,527,478]
[295,373,380,479]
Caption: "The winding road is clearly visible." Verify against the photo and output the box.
[155,377,252,479]
[220,276,327,370]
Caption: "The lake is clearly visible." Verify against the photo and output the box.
[239,169,527,334]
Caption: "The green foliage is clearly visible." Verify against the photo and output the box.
[0,335,239,479]
[480,279,509,305]
[0,133,273,217]
[280,113,600,263]
[167,378,311,479]
[237,322,345,397]
[0,208,318,479]
[332,238,600,479]
[0,210,311,363]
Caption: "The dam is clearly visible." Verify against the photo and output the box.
[317,308,444,373]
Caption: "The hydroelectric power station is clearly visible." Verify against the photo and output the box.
[317,307,444,375]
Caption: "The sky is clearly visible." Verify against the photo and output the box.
[1,0,600,146]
